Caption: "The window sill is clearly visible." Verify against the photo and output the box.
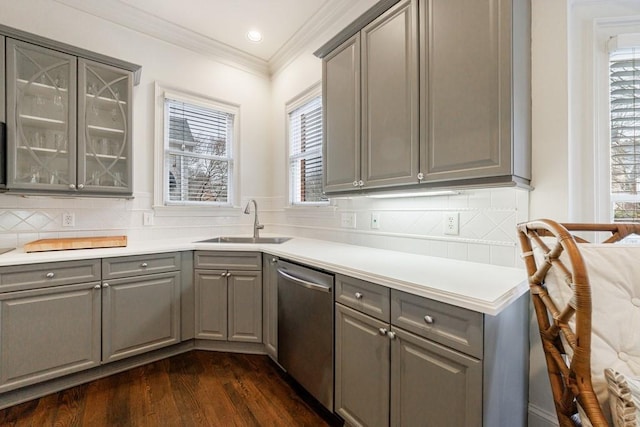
[153,205,242,217]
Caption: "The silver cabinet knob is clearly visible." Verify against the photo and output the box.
[69,183,76,190]
[358,180,364,187]
[221,272,227,277]
[77,184,84,190]
[417,172,424,180]
[378,328,388,336]
[45,272,55,279]
[387,331,396,340]
[355,292,363,300]
[102,283,110,288]
[94,284,101,290]
[226,272,232,277]
[140,262,148,268]
[353,181,359,187]
[424,315,434,325]
[271,257,277,263]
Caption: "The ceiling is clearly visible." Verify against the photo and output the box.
[55,0,373,75]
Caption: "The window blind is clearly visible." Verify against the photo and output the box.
[610,45,640,221]
[164,98,233,205]
[289,95,327,204]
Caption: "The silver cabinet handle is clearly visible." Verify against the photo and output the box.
[69,183,76,190]
[355,292,363,300]
[77,184,84,190]
[424,315,434,325]
[220,272,227,277]
[277,269,331,293]
[45,272,55,279]
[358,180,364,187]
[271,257,277,263]
[102,283,110,288]
[378,328,388,336]
[417,172,424,180]
[353,181,359,187]
[94,284,101,290]
[140,262,148,268]
[387,331,396,340]
[226,272,231,277]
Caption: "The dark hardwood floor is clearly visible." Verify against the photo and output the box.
[0,351,338,427]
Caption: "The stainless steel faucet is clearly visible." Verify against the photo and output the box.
[244,199,264,239]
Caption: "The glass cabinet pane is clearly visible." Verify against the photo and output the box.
[6,39,77,190]
[78,59,132,194]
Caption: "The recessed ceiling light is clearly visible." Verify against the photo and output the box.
[247,30,263,43]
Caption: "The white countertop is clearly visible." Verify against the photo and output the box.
[0,236,528,316]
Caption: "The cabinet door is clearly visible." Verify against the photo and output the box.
[0,282,101,392]
[102,271,181,362]
[6,38,77,192]
[228,270,262,343]
[262,255,278,359]
[421,0,512,182]
[390,327,482,427]
[1,36,5,188]
[78,59,133,195]
[361,0,419,189]
[335,303,390,427]
[194,270,227,341]
[323,34,361,193]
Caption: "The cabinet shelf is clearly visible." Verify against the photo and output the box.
[18,145,68,155]
[85,93,127,106]
[19,114,66,130]
[86,125,125,136]
[86,153,127,161]
[17,78,68,96]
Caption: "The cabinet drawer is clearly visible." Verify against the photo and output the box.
[102,252,180,280]
[391,290,483,358]
[195,251,262,271]
[0,259,101,293]
[336,274,390,322]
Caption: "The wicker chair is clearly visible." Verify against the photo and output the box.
[517,219,640,427]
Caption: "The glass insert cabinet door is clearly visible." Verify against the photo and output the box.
[78,59,132,194]
[6,38,77,191]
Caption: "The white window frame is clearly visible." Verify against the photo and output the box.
[153,83,240,215]
[285,82,328,207]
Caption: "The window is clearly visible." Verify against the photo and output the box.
[287,86,327,205]
[159,91,238,207]
[609,35,640,221]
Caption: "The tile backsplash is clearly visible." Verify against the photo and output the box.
[0,187,528,268]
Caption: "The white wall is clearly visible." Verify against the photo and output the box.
[0,0,272,247]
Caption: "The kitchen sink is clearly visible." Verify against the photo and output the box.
[196,236,291,244]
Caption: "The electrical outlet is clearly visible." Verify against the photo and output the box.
[340,212,357,229]
[143,212,154,226]
[371,213,380,229]
[444,212,459,235]
[62,212,75,227]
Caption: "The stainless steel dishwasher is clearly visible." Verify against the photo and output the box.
[277,259,334,412]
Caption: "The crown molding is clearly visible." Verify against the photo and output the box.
[54,0,270,77]
[268,0,373,76]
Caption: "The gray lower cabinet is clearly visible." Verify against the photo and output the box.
[334,274,528,426]
[194,251,262,343]
[101,271,181,363]
[262,254,278,359]
[0,282,101,393]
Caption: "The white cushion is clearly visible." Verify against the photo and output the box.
[535,244,640,424]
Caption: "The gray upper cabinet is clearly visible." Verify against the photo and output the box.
[78,59,133,195]
[361,0,419,189]
[1,24,140,196]
[420,0,531,185]
[316,0,530,194]
[323,35,361,193]
[6,39,77,192]
[321,0,419,194]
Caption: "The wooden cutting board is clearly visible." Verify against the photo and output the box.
[24,236,128,253]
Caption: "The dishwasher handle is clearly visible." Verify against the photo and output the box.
[277,268,332,293]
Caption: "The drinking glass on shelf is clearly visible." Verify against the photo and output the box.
[54,133,66,151]
[114,171,123,187]
[100,138,110,155]
[33,131,43,148]
[92,171,101,186]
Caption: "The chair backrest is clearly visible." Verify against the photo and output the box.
[517,220,640,427]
